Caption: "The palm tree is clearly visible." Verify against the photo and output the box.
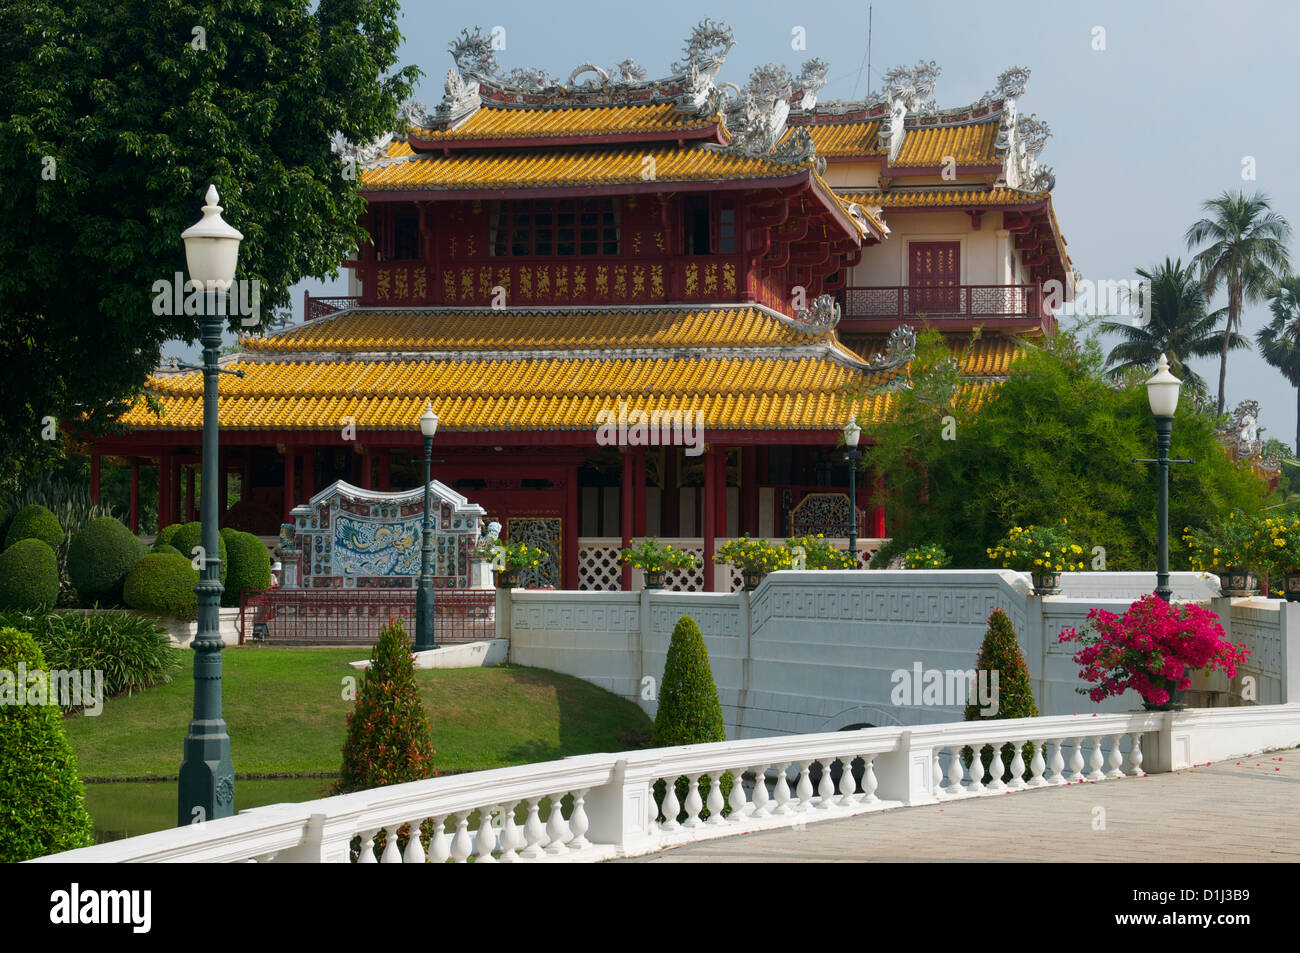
[1101,257,1246,393]
[1257,275,1300,455]
[1185,190,1292,414]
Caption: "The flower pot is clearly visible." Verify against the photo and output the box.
[1141,676,1188,711]
[1030,571,1061,595]
[1219,567,1258,598]
[494,569,519,589]
[742,570,765,592]
[1283,570,1300,602]
[644,570,665,590]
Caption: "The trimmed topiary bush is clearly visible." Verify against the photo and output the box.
[4,504,63,553]
[66,517,147,606]
[169,521,227,585]
[222,531,271,607]
[0,627,95,861]
[152,543,183,558]
[123,552,199,621]
[0,539,59,610]
[962,607,1039,784]
[153,523,183,551]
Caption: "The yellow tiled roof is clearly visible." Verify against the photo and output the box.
[246,306,814,354]
[841,335,1026,375]
[803,120,883,157]
[838,187,1049,209]
[894,122,1001,167]
[362,145,816,191]
[408,104,720,141]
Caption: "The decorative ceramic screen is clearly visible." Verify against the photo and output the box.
[282,480,486,589]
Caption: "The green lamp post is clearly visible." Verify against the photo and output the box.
[1145,354,1183,603]
[843,414,863,560]
[177,185,241,826]
[414,401,440,652]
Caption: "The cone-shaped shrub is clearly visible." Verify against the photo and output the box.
[0,628,95,861]
[962,607,1039,783]
[4,504,63,553]
[221,531,271,607]
[67,516,147,606]
[0,539,59,610]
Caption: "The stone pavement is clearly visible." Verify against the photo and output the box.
[625,748,1300,863]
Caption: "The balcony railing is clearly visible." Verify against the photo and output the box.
[303,291,361,322]
[839,284,1042,322]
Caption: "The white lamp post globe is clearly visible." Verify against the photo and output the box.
[843,413,862,449]
[180,185,243,291]
[1146,353,1182,418]
[419,401,439,438]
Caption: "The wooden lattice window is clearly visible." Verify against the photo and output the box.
[490,198,620,257]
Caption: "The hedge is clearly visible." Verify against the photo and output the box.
[4,504,63,553]
[153,523,183,551]
[123,552,200,621]
[222,530,271,607]
[169,521,227,585]
[66,517,147,606]
[0,539,59,610]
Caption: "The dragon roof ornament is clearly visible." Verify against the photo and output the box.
[792,294,842,334]
[866,325,918,369]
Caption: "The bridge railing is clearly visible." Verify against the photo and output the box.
[31,705,1300,863]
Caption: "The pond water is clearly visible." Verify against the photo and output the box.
[84,778,337,842]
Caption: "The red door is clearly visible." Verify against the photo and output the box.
[909,242,960,315]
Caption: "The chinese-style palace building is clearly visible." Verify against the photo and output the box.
[88,25,1072,593]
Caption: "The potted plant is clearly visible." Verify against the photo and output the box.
[1058,595,1250,711]
[1259,515,1300,601]
[714,535,792,591]
[902,543,952,569]
[617,538,699,589]
[1182,510,1263,597]
[475,538,547,588]
[986,520,1085,595]
[785,534,856,570]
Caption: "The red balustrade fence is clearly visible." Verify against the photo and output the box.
[239,588,496,645]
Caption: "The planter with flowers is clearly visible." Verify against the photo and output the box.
[1058,595,1250,711]
[1182,510,1263,597]
[617,538,699,589]
[785,534,856,570]
[986,521,1085,595]
[714,536,793,591]
[474,538,548,588]
[902,543,952,569]
[1259,515,1300,601]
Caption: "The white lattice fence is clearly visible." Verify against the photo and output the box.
[578,540,622,591]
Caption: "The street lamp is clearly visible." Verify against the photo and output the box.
[1145,354,1182,602]
[843,414,863,561]
[177,185,241,827]
[414,401,439,652]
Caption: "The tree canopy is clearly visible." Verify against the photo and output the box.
[865,329,1269,570]
[0,0,420,483]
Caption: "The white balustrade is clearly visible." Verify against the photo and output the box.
[1008,742,1028,791]
[1128,733,1145,777]
[795,764,814,811]
[817,759,836,809]
[1028,740,1047,787]
[750,766,770,816]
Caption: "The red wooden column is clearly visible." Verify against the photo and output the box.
[360,449,373,490]
[632,446,647,538]
[703,446,718,592]
[663,449,679,537]
[128,461,140,534]
[741,446,758,536]
[620,449,634,590]
[89,453,101,504]
[713,445,728,538]
[158,450,172,529]
[185,466,197,522]
[282,448,296,523]
[564,464,579,590]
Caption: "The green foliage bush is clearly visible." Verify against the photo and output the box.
[962,608,1039,784]
[4,504,64,552]
[66,517,147,606]
[153,523,183,551]
[152,543,183,558]
[0,539,59,610]
[0,628,95,861]
[0,609,180,700]
[170,521,227,585]
[0,502,12,542]
[2,477,113,569]
[222,531,271,607]
[123,553,199,621]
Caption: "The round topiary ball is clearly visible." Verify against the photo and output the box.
[152,543,184,558]
[0,539,60,609]
[4,504,64,553]
[153,523,184,551]
[123,552,200,621]
[222,531,271,607]
[169,521,227,585]
[66,517,147,606]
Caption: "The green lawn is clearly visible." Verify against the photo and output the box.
[63,646,652,779]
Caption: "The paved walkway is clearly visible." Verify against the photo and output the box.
[626,748,1300,863]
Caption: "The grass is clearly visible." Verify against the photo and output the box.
[62,646,652,779]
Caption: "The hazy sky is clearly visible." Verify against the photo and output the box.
[194,0,1300,447]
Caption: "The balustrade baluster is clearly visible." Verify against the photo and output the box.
[683,775,704,828]
[472,806,498,862]
[795,764,814,812]
[499,803,523,862]
[816,759,836,809]
[945,745,965,797]
[839,755,859,806]
[772,764,793,814]
[729,767,750,820]
[964,745,984,795]
[660,777,682,831]
[1106,735,1125,779]
[1008,742,1028,791]
[1128,732,1145,777]
[545,793,569,853]
[521,798,547,858]
[357,829,379,864]
[1027,739,1047,787]
[429,815,451,863]
[984,744,1007,792]
[705,775,727,826]
[569,789,592,846]
[403,819,427,863]
[932,748,945,797]
[750,766,771,816]
[860,755,879,803]
[379,827,403,864]
[1086,736,1106,781]
[1067,737,1085,782]
[450,813,473,863]
[1049,739,1066,784]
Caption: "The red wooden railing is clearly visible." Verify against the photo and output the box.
[838,284,1043,321]
[239,588,495,645]
[303,290,361,322]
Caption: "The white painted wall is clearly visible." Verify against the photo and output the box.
[852,212,1010,287]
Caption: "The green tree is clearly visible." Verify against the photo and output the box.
[961,608,1038,784]
[0,0,420,480]
[1101,258,1245,393]
[866,328,1268,570]
[653,615,725,746]
[1185,190,1293,414]
[1257,276,1300,456]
